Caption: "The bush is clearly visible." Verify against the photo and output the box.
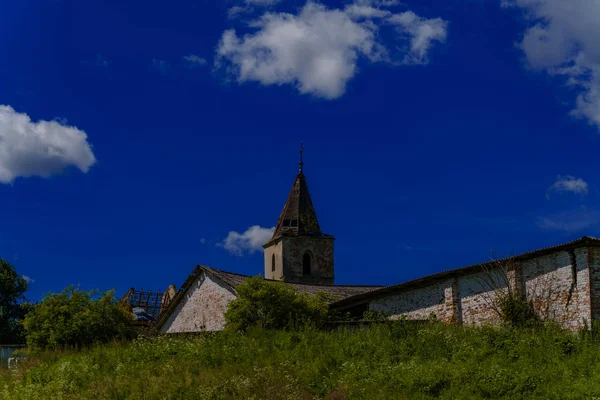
[224,276,330,332]
[23,286,134,350]
[498,292,539,328]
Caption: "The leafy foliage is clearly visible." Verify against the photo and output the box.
[22,286,134,350]
[0,259,28,344]
[3,324,600,399]
[224,276,330,331]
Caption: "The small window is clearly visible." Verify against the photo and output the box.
[302,253,311,276]
[290,220,298,227]
[282,219,290,226]
[271,254,276,272]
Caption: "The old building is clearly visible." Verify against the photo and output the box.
[154,148,381,333]
[332,236,600,330]
[156,266,381,332]
[262,147,335,285]
[138,147,600,333]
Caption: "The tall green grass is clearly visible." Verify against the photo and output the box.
[2,323,600,399]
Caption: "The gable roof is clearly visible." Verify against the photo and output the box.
[155,265,382,330]
[265,171,332,247]
[331,236,600,310]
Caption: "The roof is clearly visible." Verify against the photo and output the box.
[331,236,600,310]
[265,171,332,246]
[155,265,382,330]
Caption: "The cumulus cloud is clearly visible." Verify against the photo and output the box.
[507,0,600,129]
[0,105,96,183]
[22,275,35,284]
[548,175,589,196]
[183,54,207,67]
[216,1,447,99]
[220,225,275,256]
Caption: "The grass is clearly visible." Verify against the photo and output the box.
[2,322,600,399]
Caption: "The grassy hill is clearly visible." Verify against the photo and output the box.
[2,323,600,399]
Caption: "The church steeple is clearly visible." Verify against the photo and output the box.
[263,145,335,284]
[269,168,322,240]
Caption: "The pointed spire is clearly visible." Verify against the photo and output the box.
[269,144,324,241]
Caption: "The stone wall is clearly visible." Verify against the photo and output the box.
[367,247,593,329]
[370,280,449,321]
[521,248,590,330]
[281,236,334,284]
[588,247,600,322]
[159,272,237,333]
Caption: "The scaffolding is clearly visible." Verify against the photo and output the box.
[120,288,170,320]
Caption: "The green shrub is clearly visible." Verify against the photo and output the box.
[22,286,134,350]
[498,292,539,328]
[224,276,330,332]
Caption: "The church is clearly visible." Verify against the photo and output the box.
[121,148,600,332]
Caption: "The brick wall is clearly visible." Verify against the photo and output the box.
[366,247,592,329]
[370,279,449,321]
[588,247,600,321]
[160,272,236,333]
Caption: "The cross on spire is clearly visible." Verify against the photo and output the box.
[299,141,304,173]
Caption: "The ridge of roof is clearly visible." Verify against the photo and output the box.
[155,265,383,330]
[331,236,600,309]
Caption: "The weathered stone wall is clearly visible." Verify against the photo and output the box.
[588,247,600,322]
[521,248,590,329]
[367,247,593,329]
[281,236,334,284]
[370,279,450,321]
[264,239,284,280]
[160,272,237,333]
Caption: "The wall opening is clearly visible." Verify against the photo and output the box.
[303,252,311,276]
[271,254,276,272]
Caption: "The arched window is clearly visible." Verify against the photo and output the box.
[271,254,276,272]
[302,252,311,276]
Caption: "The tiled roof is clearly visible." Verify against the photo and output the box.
[155,265,382,330]
[331,236,600,309]
[203,266,382,300]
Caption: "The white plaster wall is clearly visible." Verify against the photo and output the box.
[458,271,502,325]
[521,248,590,329]
[160,273,237,333]
[369,279,449,320]
[365,247,593,329]
[264,240,283,280]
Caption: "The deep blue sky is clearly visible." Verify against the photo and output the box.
[2,0,600,302]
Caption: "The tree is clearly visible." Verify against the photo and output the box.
[0,259,28,344]
[23,286,135,350]
[224,276,331,332]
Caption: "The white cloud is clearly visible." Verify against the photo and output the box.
[548,175,589,196]
[22,275,34,284]
[537,207,600,233]
[183,54,207,67]
[0,105,96,183]
[220,225,274,256]
[507,0,600,129]
[216,1,447,99]
[388,11,448,64]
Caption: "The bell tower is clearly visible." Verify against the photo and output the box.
[263,144,335,285]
